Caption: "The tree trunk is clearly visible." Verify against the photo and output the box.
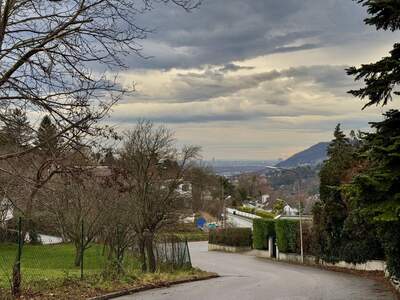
[138,237,147,272]
[12,261,21,297]
[145,234,156,273]
[74,244,82,267]
[21,190,36,242]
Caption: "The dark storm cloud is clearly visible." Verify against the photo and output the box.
[111,104,340,124]
[124,0,381,69]
[219,64,254,73]
[170,69,281,102]
[112,110,266,124]
[126,65,355,104]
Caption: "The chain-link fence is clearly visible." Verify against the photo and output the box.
[0,218,192,299]
[155,235,191,270]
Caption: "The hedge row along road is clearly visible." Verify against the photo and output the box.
[117,242,396,300]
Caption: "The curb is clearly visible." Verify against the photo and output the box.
[87,274,219,300]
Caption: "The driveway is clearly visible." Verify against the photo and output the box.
[118,242,397,300]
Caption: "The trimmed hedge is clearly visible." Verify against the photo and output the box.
[253,219,276,250]
[237,206,254,214]
[209,228,252,247]
[275,219,299,253]
[237,206,275,219]
[255,210,275,219]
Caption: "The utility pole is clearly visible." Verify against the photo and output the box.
[221,178,225,228]
[297,181,304,263]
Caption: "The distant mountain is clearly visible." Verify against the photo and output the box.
[276,142,329,168]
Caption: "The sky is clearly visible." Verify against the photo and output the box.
[106,0,399,160]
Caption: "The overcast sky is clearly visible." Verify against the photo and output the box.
[107,0,399,160]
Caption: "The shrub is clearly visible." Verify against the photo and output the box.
[296,221,316,256]
[379,221,400,279]
[237,206,275,219]
[253,219,275,250]
[339,210,384,264]
[209,228,252,247]
[275,219,299,253]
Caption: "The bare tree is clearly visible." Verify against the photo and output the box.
[0,0,201,162]
[119,120,200,272]
[0,113,101,241]
[0,0,202,241]
[101,192,137,274]
[46,176,113,266]
[186,163,218,212]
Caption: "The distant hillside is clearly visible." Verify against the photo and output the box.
[276,142,329,168]
[207,160,278,176]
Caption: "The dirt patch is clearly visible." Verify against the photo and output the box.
[0,271,218,300]
[87,273,219,300]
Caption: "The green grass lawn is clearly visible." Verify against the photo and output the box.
[0,243,140,289]
[0,243,214,300]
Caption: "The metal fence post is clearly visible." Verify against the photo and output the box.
[12,217,22,297]
[80,220,84,280]
[186,239,192,268]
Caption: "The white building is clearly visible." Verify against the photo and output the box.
[0,198,13,226]
[261,194,270,204]
[283,204,298,216]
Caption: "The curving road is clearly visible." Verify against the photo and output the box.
[118,242,397,300]
[227,212,253,228]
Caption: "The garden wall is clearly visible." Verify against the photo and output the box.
[208,243,251,253]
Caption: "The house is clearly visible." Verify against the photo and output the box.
[261,194,270,204]
[0,198,13,226]
[177,182,192,196]
[283,204,298,216]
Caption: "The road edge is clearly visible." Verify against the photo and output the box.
[252,255,400,299]
[86,273,219,300]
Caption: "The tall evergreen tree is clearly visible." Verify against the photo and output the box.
[0,108,32,147]
[36,115,59,155]
[345,110,400,277]
[314,124,354,261]
[345,0,400,279]
[347,0,400,107]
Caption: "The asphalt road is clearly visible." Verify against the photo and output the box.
[118,242,397,300]
[227,211,253,228]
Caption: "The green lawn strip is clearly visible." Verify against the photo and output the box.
[0,243,138,289]
[174,232,208,241]
[0,243,214,300]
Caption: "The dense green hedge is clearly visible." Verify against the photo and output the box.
[237,206,254,214]
[209,228,252,247]
[275,219,299,253]
[338,210,384,264]
[255,210,275,219]
[237,207,275,219]
[379,222,400,279]
[253,219,275,250]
